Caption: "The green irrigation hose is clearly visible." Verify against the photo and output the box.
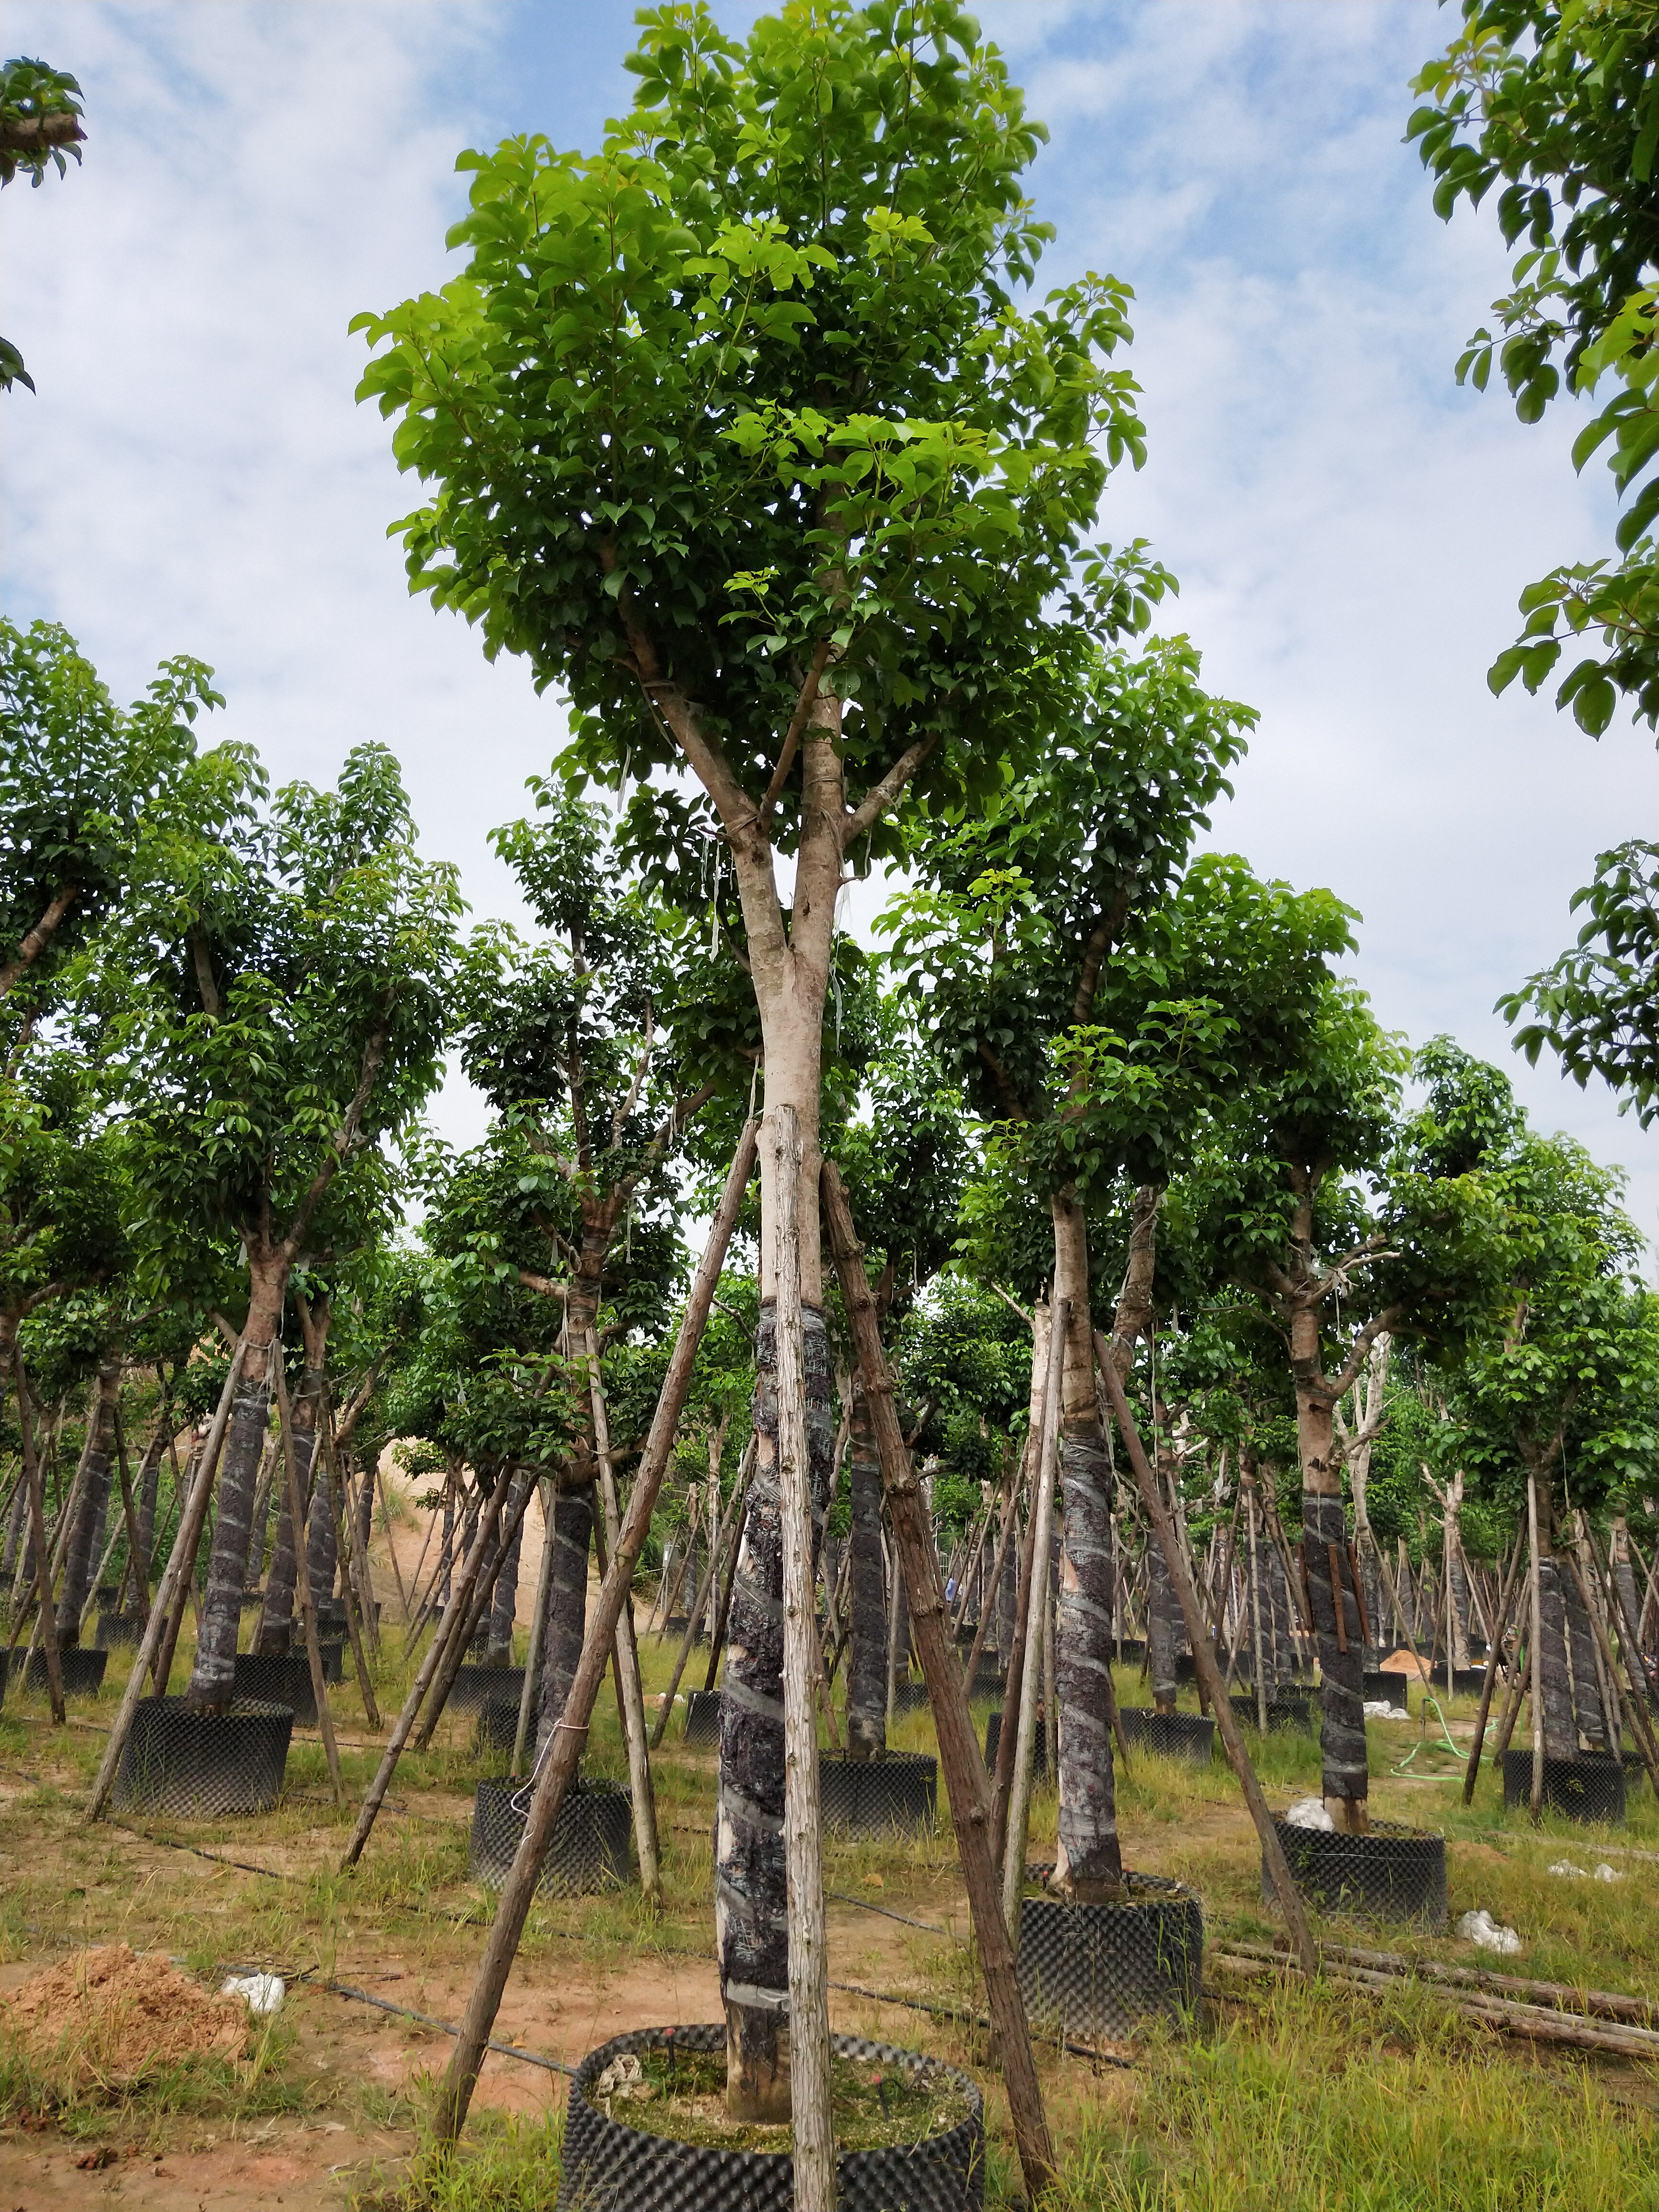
[1390,1690,1468,1774]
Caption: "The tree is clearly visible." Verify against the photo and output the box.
[356,0,1166,2118]
[83,735,459,1713]
[0,56,85,392]
[1190,1007,1505,1829]
[1,619,220,1027]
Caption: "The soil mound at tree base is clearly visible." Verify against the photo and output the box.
[0,1943,246,2086]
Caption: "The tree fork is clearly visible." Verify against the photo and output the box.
[822,1159,1055,2204]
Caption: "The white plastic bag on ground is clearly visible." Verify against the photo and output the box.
[1593,1862,1623,1882]
[1457,1909,1521,1954]
[220,1972,284,2016]
[1548,1860,1587,1877]
[1285,1796,1335,1831]
[1363,1700,1398,1718]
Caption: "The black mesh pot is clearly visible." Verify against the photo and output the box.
[819,1750,938,1837]
[231,1647,343,1725]
[476,1694,524,1760]
[983,1708,1049,1778]
[892,1675,932,1715]
[95,1611,150,1651]
[1430,1667,1490,1698]
[965,1658,1004,1700]
[1267,1815,1447,1929]
[24,1647,108,1698]
[1229,1692,1312,1734]
[1361,1671,1409,1712]
[683,1689,721,1747]
[111,1695,293,1818]
[1502,1749,1626,1825]
[1119,1708,1214,1763]
[1016,1871,1202,2040]
[554,2022,984,2212]
[447,1663,525,1717]
[469,1776,632,1895]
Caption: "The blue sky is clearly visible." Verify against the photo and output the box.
[2,1,1653,1254]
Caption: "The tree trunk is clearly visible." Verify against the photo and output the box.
[254,1334,326,1656]
[1050,1186,1122,1901]
[486,1471,529,1664]
[1289,1303,1367,1829]
[845,1376,887,1758]
[1530,1480,1576,1759]
[535,1482,593,1759]
[2,1469,27,1582]
[57,1357,120,1647]
[186,1262,287,1713]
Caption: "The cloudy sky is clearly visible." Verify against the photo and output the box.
[3,0,1653,1257]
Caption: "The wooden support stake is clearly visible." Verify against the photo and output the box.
[340,1473,510,1868]
[1099,1356,1318,1979]
[276,1352,342,1804]
[430,1121,757,2146]
[12,1356,64,1722]
[823,1162,1055,2205]
[512,1480,556,1779]
[86,1346,245,1821]
[1002,1297,1064,1943]
[1462,1532,1526,1804]
[586,1328,663,1911]
[771,1110,833,2211]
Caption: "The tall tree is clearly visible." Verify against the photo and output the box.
[356,0,1166,2116]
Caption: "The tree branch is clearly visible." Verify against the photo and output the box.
[281,1028,389,1260]
[1069,877,1138,1029]
[1312,1306,1407,1409]
[0,882,79,998]
[975,1038,1029,1122]
[757,641,832,830]
[842,733,938,850]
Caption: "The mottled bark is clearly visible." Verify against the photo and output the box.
[1050,1186,1122,1901]
[486,1470,529,1664]
[254,1350,325,1656]
[1561,1554,1606,1747]
[186,1277,286,1712]
[56,1358,120,1646]
[534,1482,593,1759]
[845,1377,887,1758]
[1267,1541,1294,1686]
[997,1505,1018,1663]
[1146,1531,1183,1710]
[2,1472,27,1581]
[1301,1492,1367,1818]
[1536,1546,1576,1758]
[304,1452,340,1612]
[716,1301,832,2123]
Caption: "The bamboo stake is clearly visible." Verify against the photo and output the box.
[992,1307,1058,1863]
[12,1355,63,1721]
[430,1121,757,2146]
[585,1326,662,1911]
[1462,1532,1526,1803]
[823,1162,1055,2204]
[1002,1297,1064,1944]
[769,1109,832,2212]
[340,1473,510,1868]
[1098,1354,1319,1978]
[650,1539,723,1747]
[276,1351,342,1804]
[412,1474,538,1752]
[1566,1540,1659,1797]
[512,1480,556,1779]
[1527,1474,1545,1822]
[85,1346,245,1821]
[961,1474,1018,1693]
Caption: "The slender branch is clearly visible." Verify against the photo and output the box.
[518,1269,570,1299]
[757,640,832,830]
[281,1028,388,1259]
[609,1013,655,1152]
[1069,877,1137,1029]
[975,1039,1029,1122]
[842,733,938,849]
[0,882,80,998]
[1312,1307,1408,1410]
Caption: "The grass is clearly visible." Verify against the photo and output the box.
[1,1613,1655,2209]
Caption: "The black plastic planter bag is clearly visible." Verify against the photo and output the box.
[1267,1815,1448,1929]
[984,1708,1049,1777]
[1017,1870,1202,2041]
[683,1689,721,1747]
[1229,1693,1312,1734]
[95,1611,150,1651]
[447,1663,526,1717]
[818,1749,938,1837]
[555,2022,985,2212]
[1361,1671,1409,1712]
[24,1647,107,1698]
[231,1647,342,1725]
[1501,1749,1627,1826]
[476,1694,522,1760]
[112,1695,293,1818]
[469,1775,631,1896]
[1119,1708,1214,1763]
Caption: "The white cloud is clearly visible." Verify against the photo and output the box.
[2,0,1652,1253]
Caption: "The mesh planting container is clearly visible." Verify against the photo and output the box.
[1016,1869,1202,2040]
[1119,1708,1214,1764]
[554,2021,984,2212]
[892,1674,932,1715]
[24,1647,108,1698]
[469,1776,632,1896]
[1361,1671,1409,1712]
[476,1693,525,1760]
[819,1749,938,1837]
[1114,1638,1146,1665]
[661,1615,706,1643]
[1502,1749,1627,1826]
[231,1647,343,1725]
[1266,1815,1448,1929]
[448,1663,526,1717]
[1229,1692,1312,1734]
[683,1689,721,1747]
[112,1695,293,1818]
[95,1610,150,1651]
[983,1708,1049,1778]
